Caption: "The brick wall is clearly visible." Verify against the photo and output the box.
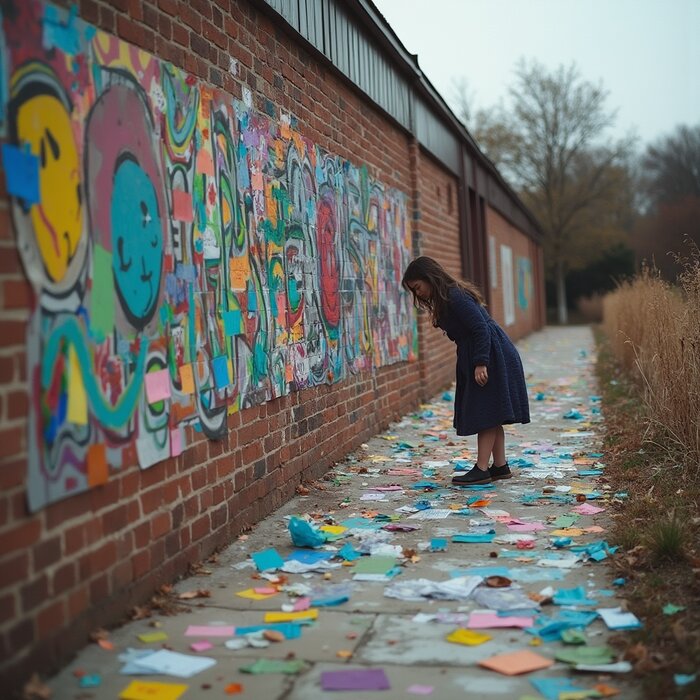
[0,0,542,692]
[413,150,462,399]
[486,205,544,339]
[0,0,425,689]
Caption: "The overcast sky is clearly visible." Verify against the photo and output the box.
[372,0,700,147]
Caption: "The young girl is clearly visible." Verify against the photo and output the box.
[402,256,530,485]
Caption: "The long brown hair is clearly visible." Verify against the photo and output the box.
[402,256,485,326]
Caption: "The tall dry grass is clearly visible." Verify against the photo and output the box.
[602,256,700,476]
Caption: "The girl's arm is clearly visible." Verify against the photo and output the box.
[449,288,490,367]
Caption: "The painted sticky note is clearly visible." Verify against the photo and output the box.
[212,355,230,388]
[145,369,171,404]
[189,641,213,652]
[196,149,215,177]
[90,245,115,341]
[172,189,194,222]
[87,444,109,487]
[320,668,390,691]
[251,547,285,572]
[223,310,241,336]
[137,631,169,643]
[185,625,235,637]
[478,649,554,675]
[251,170,263,190]
[263,609,318,623]
[67,345,88,425]
[285,363,293,382]
[247,286,257,312]
[119,680,188,700]
[179,364,195,394]
[170,427,184,457]
[1,143,40,204]
[445,628,491,646]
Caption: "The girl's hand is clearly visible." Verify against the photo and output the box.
[475,365,488,386]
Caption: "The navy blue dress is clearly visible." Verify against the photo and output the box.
[437,287,530,436]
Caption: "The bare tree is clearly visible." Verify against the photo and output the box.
[634,123,700,279]
[477,60,632,323]
[643,124,700,206]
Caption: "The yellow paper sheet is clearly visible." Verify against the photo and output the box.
[179,364,195,394]
[446,628,491,646]
[137,631,169,643]
[67,345,88,425]
[120,681,188,700]
[320,525,347,535]
[235,588,278,601]
[549,528,584,537]
[264,609,318,622]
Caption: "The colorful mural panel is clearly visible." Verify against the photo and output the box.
[517,256,533,310]
[1,2,415,511]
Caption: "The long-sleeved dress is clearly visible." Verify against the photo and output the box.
[437,286,530,436]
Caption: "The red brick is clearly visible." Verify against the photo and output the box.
[20,575,49,613]
[89,573,110,603]
[158,0,178,14]
[102,504,128,534]
[68,585,89,618]
[36,600,65,638]
[191,514,210,541]
[132,550,150,578]
[150,512,171,539]
[0,424,24,462]
[0,551,29,588]
[32,535,61,569]
[0,593,15,625]
[133,522,150,549]
[128,0,144,20]
[88,541,117,574]
[51,563,76,596]
[0,519,40,556]
[5,389,29,420]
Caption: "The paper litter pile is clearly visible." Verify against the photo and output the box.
[47,326,643,699]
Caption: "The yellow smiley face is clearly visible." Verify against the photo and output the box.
[15,93,82,283]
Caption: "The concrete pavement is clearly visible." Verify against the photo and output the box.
[44,326,641,699]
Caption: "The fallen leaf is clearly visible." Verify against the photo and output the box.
[263,630,285,642]
[22,673,51,700]
[225,683,243,695]
[177,589,211,600]
[336,650,353,658]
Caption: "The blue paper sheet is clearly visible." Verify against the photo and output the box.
[451,533,495,544]
[212,355,230,388]
[251,547,285,572]
[2,144,40,204]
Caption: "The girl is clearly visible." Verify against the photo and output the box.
[402,256,530,485]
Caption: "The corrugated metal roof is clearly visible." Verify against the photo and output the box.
[255,0,542,240]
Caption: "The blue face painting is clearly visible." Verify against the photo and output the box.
[111,157,163,329]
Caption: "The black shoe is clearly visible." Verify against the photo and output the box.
[489,463,513,480]
[452,465,492,485]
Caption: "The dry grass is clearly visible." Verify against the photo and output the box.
[602,255,700,477]
[595,259,700,697]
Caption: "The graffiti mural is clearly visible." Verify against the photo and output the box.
[1,2,416,511]
[517,256,533,310]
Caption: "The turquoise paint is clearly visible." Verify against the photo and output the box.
[42,317,149,428]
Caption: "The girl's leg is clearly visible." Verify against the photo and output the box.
[492,425,506,467]
[476,427,498,470]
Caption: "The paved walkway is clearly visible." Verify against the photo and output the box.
[47,326,640,699]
